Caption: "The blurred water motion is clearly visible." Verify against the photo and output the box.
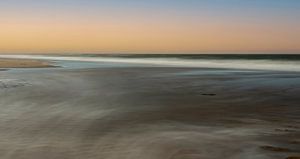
[0,65,299,159]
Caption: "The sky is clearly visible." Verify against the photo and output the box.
[0,0,299,54]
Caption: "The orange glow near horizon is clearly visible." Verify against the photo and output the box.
[1,1,300,54]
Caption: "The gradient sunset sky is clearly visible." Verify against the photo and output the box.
[0,0,299,54]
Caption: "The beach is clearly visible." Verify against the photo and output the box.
[0,57,299,159]
[0,58,55,68]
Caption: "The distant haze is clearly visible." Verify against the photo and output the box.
[0,0,300,54]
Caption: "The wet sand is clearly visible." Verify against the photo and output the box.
[0,65,299,159]
[0,58,54,68]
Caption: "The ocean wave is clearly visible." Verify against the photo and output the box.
[1,55,300,72]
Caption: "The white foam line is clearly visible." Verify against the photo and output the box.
[1,55,300,72]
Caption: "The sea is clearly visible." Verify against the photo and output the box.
[0,54,300,71]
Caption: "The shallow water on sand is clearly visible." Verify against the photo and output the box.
[0,64,300,159]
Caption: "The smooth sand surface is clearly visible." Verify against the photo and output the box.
[0,58,54,68]
[0,66,299,159]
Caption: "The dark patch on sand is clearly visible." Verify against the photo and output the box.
[286,125,300,129]
[290,141,300,144]
[260,146,296,153]
[286,156,300,159]
[201,93,217,96]
[275,128,298,133]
